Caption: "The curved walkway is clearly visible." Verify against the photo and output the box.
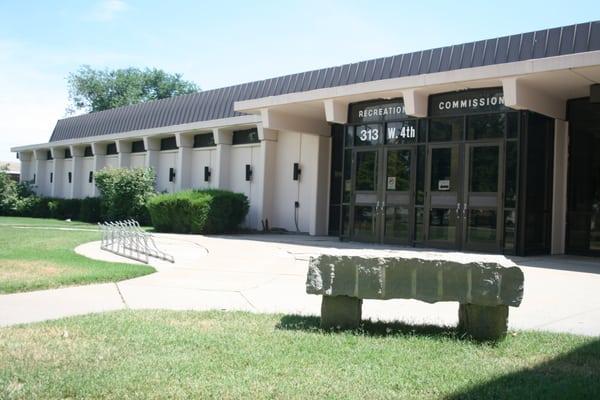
[1,233,600,336]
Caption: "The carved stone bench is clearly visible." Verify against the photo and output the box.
[306,253,524,340]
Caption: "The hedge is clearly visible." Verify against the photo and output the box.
[6,196,103,223]
[146,190,249,234]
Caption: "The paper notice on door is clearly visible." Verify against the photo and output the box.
[387,177,396,190]
[438,180,450,191]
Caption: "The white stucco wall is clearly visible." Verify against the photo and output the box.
[229,144,261,229]
[34,159,47,195]
[157,150,177,193]
[270,131,328,234]
[104,155,119,169]
[190,148,216,189]
[81,157,95,198]
[130,153,146,169]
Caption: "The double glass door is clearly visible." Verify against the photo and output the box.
[351,146,415,244]
[424,141,504,252]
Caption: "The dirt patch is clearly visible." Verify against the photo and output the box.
[0,260,66,281]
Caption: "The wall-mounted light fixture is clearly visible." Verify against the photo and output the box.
[33,173,36,184]
[245,164,252,181]
[88,171,93,183]
[204,166,211,182]
[68,172,72,183]
[293,162,302,181]
[50,172,53,183]
[169,168,176,182]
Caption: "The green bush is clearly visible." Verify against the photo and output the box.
[94,167,155,224]
[0,169,19,215]
[147,190,249,234]
[79,197,102,222]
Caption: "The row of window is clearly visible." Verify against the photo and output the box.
[44,129,259,160]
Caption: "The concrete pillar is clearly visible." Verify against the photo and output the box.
[33,150,47,195]
[175,133,194,191]
[143,137,160,188]
[18,151,33,183]
[50,147,65,198]
[69,145,85,199]
[551,120,569,255]
[213,128,233,189]
[256,126,278,230]
[116,140,132,168]
[92,143,107,197]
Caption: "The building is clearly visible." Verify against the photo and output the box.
[11,21,600,257]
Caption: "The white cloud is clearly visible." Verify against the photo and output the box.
[88,0,128,22]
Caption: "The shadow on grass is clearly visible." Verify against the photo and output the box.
[276,314,459,340]
[446,338,600,399]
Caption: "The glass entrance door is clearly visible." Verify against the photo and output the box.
[350,146,415,244]
[462,142,503,252]
[424,144,461,248]
[351,148,381,242]
[382,147,414,244]
[424,142,503,251]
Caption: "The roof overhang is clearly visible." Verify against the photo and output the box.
[234,51,600,124]
[11,114,260,153]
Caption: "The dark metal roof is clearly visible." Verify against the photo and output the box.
[50,21,600,142]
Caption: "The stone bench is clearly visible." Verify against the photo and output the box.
[305,253,524,340]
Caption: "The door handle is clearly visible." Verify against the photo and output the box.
[456,203,461,216]
[381,201,385,213]
[376,201,380,213]
[463,203,468,219]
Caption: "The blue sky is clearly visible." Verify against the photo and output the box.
[0,0,598,161]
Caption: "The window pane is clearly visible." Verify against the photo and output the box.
[355,151,377,191]
[467,114,505,140]
[232,128,259,145]
[341,205,350,236]
[385,207,409,242]
[131,140,145,153]
[343,149,352,202]
[430,147,459,192]
[505,141,518,208]
[428,208,457,241]
[345,126,354,147]
[504,209,516,251]
[386,150,410,191]
[467,209,497,243]
[470,146,499,192]
[193,133,215,148]
[353,206,376,237]
[385,120,417,144]
[416,146,425,205]
[507,112,518,138]
[415,208,425,241]
[354,124,382,146]
[429,117,463,142]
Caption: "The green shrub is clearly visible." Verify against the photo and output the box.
[0,169,19,215]
[79,197,103,222]
[94,167,155,224]
[147,190,249,234]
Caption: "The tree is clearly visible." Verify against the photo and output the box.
[67,66,199,114]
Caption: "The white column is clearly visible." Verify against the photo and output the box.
[50,148,65,198]
[175,133,193,191]
[18,151,33,183]
[92,143,107,197]
[116,140,131,168]
[551,119,569,255]
[213,128,233,189]
[69,145,85,199]
[256,126,278,230]
[33,149,47,195]
[143,137,161,187]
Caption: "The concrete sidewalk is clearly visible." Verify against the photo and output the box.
[1,233,600,336]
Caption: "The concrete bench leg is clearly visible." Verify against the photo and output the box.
[320,295,362,330]
[458,304,509,341]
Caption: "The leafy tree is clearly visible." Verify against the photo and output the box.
[67,66,199,114]
[94,167,156,223]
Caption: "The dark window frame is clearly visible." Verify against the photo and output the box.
[160,137,178,151]
[131,140,146,153]
[106,143,118,155]
[193,133,216,148]
[232,128,260,145]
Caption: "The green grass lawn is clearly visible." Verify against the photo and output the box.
[0,217,155,294]
[0,310,598,399]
